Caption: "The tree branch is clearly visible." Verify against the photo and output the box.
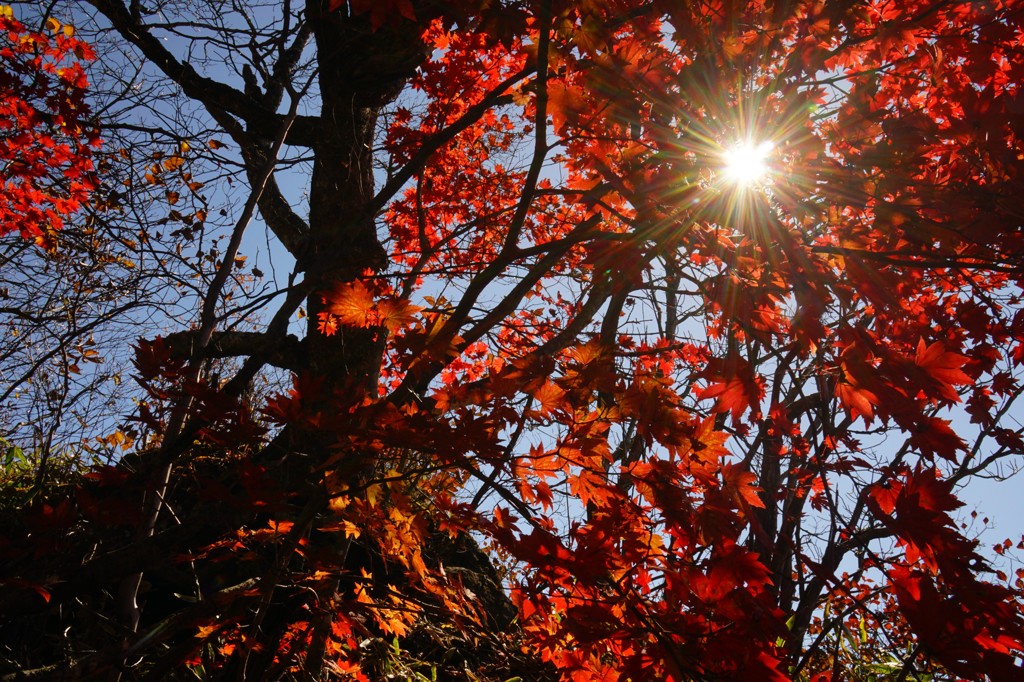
[238,143,310,256]
[162,330,302,371]
[86,0,319,148]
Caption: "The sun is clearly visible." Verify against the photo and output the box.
[722,140,774,186]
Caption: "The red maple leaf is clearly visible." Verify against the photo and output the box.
[697,356,765,421]
[914,338,973,402]
[721,463,766,511]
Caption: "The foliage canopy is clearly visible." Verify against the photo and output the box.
[2,1,1024,680]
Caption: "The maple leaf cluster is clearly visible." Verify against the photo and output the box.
[0,8,98,247]
[370,1,1024,678]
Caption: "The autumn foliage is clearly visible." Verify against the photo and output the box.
[2,1,1024,681]
[0,9,97,246]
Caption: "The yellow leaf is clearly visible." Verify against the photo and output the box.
[327,494,350,511]
[381,613,412,637]
[196,624,220,639]
[45,17,61,34]
[365,482,383,507]
[511,85,532,107]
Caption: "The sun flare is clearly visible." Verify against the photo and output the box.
[722,140,774,186]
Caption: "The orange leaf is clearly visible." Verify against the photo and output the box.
[196,623,222,639]
[377,297,421,333]
[533,380,566,416]
[835,380,879,423]
[323,280,376,327]
[0,578,51,604]
[722,463,765,509]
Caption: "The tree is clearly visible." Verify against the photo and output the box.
[0,8,161,492]
[2,1,1024,680]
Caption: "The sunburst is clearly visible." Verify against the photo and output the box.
[722,140,774,187]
